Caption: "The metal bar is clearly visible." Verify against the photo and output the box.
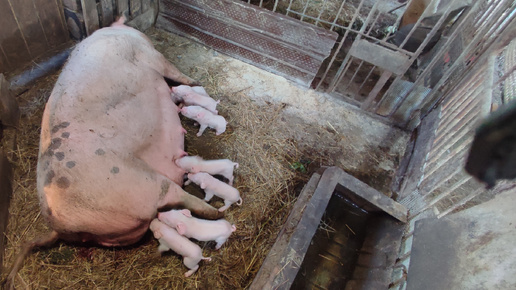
[314,0,328,27]
[428,98,481,164]
[330,0,347,31]
[272,0,279,13]
[315,0,367,91]
[361,70,392,110]
[418,147,470,193]
[425,134,474,179]
[327,0,381,92]
[357,65,376,92]
[382,0,417,42]
[420,1,515,115]
[287,10,417,55]
[366,8,382,36]
[300,0,312,22]
[344,59,364,92]
[286,0,294,17]
[418,173,473,215]
[384,5,455,117]
[437,187,484,218]
[374,1,480,114]
[398,0,441,49]
[433,72,484,137]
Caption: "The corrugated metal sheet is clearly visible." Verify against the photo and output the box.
[156,0,338,87]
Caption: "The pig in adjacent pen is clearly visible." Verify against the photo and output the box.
[186,172,243,212]
[3,16,224,289]
[158,209,236,250]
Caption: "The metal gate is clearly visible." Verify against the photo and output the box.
[243,0,515,128]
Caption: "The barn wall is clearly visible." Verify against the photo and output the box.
[0,0,69,74]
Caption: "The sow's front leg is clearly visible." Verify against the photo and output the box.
[158,180,222,220]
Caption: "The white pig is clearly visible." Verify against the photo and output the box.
[149,219,211,277]
[158,209,236,250]
[171,85,220,114]
[179,105,227,136]
[186,172,242,212]
[175,156,239,185]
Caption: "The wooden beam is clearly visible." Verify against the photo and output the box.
[81,0,100,35]
[100,0,114,26]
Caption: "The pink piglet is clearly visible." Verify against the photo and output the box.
[187,172,242,212]
[149,219,211,277]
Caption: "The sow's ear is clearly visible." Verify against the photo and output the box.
[176,222,187,235]
[180,209,192,217]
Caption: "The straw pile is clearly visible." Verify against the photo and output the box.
[1,67,314,288]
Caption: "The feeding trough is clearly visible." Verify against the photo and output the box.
[251,166,407,289]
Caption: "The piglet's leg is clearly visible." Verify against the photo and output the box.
[158,181,222,220]
[197,124,208,137]
[183,261,199,278]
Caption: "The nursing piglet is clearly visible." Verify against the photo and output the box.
[179,105,227,136]
[176,156,239,185]
[158,209,236,250]
[171,85,219,114]
[149,219,211,277]
[186,172,242,212]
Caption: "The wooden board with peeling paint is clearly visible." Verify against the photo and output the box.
[0,0,68,74]
[156,0,338,87]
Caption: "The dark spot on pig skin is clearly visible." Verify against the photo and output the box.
[56,177,71,189]
[95,148,105,156]
[111,167,120,174]
[66,161,76,168]
[160,180,171,199]
[51,122,71,133]
[45,170,56,186]
[46,207,53,217]
[55,152,65,161]
[49,138,62,150]
[61,132,70,138]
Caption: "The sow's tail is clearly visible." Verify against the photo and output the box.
[111,15,127,26]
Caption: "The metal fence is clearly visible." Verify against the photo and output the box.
[242,0,515,128]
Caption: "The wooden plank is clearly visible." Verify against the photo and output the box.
[62,0,81,11]
[118,0,129,18]
[0,152,14,275]
[0,0,31,72]
[100,0,114,27]
[0,48,8,72]
[81,0,100,35]
[349,39,410,75]
[8,0,48,59]
[156,0,338,87]
[142,0,151,12]
[33,0,69,48]
[130,0,142,17]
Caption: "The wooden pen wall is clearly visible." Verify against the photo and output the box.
[0,0,69,74]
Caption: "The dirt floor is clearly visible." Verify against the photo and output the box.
[1,28,408,289]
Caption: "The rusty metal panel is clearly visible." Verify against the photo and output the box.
[349,40,410,76]
[156,0,338,87]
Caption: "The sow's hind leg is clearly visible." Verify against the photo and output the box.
[157,177,223,220]
[141,48,199,86]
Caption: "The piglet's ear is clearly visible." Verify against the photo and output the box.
[181,209,192,217]
[176,222,187,235]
